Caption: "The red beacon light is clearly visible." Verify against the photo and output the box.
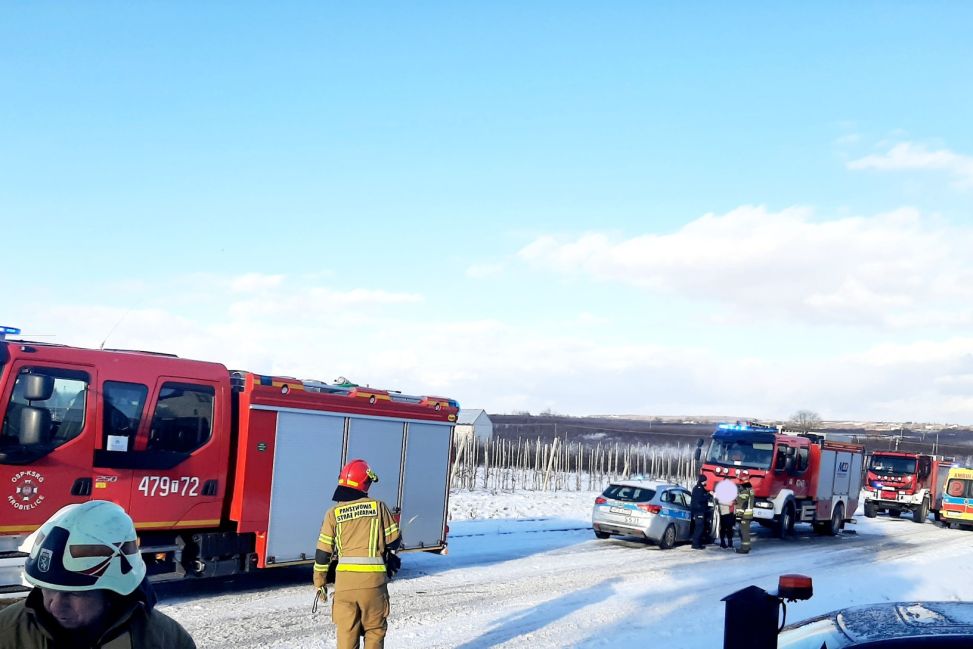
[776,574,813,601]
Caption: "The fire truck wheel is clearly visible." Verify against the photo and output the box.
[913,499,929,524]
[828,502,844,536]
[594,530,611,539]
[888,509,902,518]
[776,502,795,539]
[864,502,877,518]
[657,525,677,550]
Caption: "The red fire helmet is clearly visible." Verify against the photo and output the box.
[337,459,379,493]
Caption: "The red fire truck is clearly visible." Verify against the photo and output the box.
[862,451,952,523]
[700,422,865,537]
[0,327,458,592]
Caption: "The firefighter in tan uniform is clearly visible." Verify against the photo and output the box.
[314,459,401,649]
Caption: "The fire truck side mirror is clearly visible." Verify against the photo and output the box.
[20,406,53,446]
[23,373,54,402]
[694,438,704,462]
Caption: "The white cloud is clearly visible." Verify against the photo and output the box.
[847,142,973,189]
[14,286,973,423]
[517,207,973,328]
[12,227,973,424]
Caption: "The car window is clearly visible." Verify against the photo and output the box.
[603,484,656,503]
[796,446,809,472]
[147,382,214,454]
[947,478,971,498]
[674,491,690,507]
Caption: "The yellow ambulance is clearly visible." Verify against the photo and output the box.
[940,466,973,528]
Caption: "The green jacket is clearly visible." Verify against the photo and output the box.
[735,485,755,520]
[0,587,195,649]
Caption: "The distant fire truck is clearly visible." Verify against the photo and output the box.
[700,422,865,537]
[0,327,458,592]
[863,451,952,523]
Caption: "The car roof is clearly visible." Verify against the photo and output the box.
[779,601,973,648]
[608,480,678,491]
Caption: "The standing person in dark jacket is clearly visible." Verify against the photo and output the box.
[690,474,711,550]
[0,500,196,649]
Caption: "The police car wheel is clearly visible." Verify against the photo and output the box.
[657,525,676,550]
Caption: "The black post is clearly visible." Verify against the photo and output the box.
[722,585,780,649]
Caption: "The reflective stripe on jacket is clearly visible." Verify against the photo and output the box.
[315,496,401,590]
[735,487,755,519]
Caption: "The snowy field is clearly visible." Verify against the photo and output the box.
[157,488,973,649]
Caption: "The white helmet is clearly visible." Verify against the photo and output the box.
[24,500,146,595]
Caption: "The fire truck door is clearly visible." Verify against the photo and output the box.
[0,362,99,536]
[124,379,226,533]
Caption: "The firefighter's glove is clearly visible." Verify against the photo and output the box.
[385,551,402,579]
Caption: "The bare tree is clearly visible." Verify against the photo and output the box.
[790,409,822,433]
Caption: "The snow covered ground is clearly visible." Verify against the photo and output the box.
[158,488,973,648]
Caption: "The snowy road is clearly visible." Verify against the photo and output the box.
[158,493,973,649]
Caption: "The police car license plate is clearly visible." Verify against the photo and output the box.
[610,506,628,515]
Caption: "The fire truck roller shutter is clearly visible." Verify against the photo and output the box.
[400,421,453,550]
[265,412,344,564]
[345,418,405,514]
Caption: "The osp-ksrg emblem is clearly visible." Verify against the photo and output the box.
[8,470,46,511]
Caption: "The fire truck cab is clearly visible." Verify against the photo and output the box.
[863,451,952,523]
[701,422,864,538]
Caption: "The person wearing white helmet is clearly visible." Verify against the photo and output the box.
[0,500,196,649]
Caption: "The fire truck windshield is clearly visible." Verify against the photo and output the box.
[706,439,774,470]
[869,455,917,476]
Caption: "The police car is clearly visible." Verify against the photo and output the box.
[591,479,712,549]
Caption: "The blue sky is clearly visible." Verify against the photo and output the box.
[4,3,973,423]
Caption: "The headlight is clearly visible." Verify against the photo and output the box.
[755,502,774,509]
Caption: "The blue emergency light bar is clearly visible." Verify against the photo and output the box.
[717,422,778,433]
[0,325,21,341]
